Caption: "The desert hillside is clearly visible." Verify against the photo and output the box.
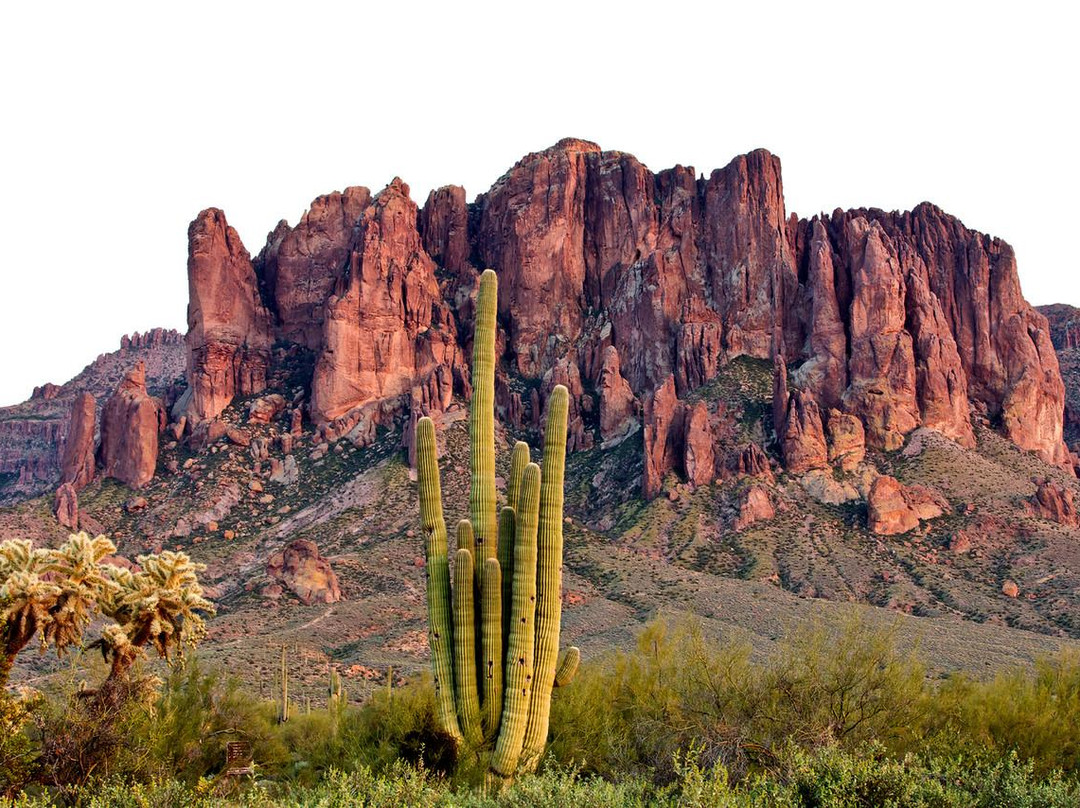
[4,139,1080,702]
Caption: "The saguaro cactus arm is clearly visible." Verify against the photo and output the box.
[481,556,503,739]
[490,462,541,779]
[554,646,580,688]
[416,416,462,742]
[522,384,569,770]
[470,269,499,580]
[453,548,483,746]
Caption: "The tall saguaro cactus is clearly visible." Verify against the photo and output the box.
[415,269,579,782]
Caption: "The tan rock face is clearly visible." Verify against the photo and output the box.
[478,139,598,378]
[642,376,684,500]
[269,187,372,349]
[683,401,716,487]
[780,389,828,474]
[186,208,273,422]
[1027,479,1079,526]
[60,392,96,491]
[826,409,866,471]
[840,219,920,451]
[53,483,78,529]
[866,475,949,535]
[793,203,1066,465]
[735,483,775,531]
[267,539,342,605]
[703,149,797,360]
[906,271,976,447]
[598,346,637,443]
[310,179,462,425]
[793,220,847,409]
[420,185,470,277]
[98,362,165,489]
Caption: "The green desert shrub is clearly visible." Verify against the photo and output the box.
[0,690,39,798]
[549,613,926,781]
[920,649,1080,777]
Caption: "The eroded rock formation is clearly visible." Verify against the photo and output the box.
[186,208,273,422]
[1027,479,1079,527]
[165,138,1071,497]
[310,179,462,426]
[866,475,950,536]
[59,393,96,491]
[98,363,165,488]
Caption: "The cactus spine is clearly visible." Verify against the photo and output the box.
[415,269,578,782]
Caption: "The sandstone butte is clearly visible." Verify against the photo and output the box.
[9,138,1069,504]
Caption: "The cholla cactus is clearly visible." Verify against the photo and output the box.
[416,269,579,782]
[2,534,215,701]
[97,550,216,683]
[42,532,118,655]
[0,540,59,687]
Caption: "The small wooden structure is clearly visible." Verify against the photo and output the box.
[224,741,254,777]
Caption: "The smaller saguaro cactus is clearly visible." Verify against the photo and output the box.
[278,645,290,724]
[417,269,580,783]
[328,666,345,709]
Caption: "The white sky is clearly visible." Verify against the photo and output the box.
[1,1,1076,407]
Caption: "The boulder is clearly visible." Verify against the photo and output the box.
[248,394,287,425]
[270,455,299,486]
[1027,479,1079,526]
[266,539,342,605]
[866,475,949,535]
[735,483,775,531]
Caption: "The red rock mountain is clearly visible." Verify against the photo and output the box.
[176,139,1068,499]
[2,140,1069,505]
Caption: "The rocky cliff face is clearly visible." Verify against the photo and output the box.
[5,139,1066,502]
[59,392,96,491]
[310,179,462,427]
[186,209,274,422]
[174,138,1067,500]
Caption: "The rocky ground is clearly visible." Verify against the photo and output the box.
[4,353,1079,707]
